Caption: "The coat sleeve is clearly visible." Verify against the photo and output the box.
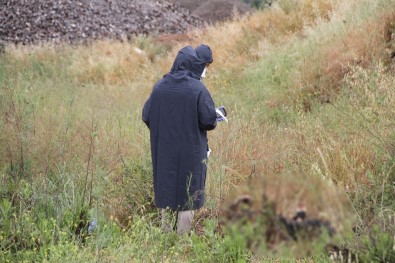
[197,88,217,131]
[142,96,151,129]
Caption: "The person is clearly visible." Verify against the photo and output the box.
[142,44,217,235]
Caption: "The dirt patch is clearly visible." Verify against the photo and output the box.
[174,0,253,23]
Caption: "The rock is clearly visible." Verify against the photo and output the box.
[0,0,204,46]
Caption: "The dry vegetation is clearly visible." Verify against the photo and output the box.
[1,0,395,261]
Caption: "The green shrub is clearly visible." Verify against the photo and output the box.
[360,225,395,263]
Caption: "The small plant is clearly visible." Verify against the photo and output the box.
[360,225,395,263]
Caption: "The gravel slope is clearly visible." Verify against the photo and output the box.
[0,0,204,45]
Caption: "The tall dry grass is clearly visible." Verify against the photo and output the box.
[1,0,395,260]
[2,0,391,223]
[297,10,395,110]
[0,0,339,209]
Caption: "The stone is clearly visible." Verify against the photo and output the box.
[0,0,204,46]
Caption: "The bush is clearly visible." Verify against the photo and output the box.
[360,225,395,263]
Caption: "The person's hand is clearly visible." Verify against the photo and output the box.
[216,106,227,122]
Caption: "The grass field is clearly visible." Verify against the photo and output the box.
[1,0,395,261]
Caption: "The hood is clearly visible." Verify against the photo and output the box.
[195,44,213,64]
[170,45,213,78]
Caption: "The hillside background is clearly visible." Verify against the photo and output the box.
[1,0,395,261]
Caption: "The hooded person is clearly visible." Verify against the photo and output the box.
[142,44,217,234]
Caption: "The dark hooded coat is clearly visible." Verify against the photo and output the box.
[142,45,217,211]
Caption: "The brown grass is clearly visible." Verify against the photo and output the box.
[2,1,394,249]
[297,10,395,109]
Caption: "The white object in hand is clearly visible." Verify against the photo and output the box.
[216,108,228,123]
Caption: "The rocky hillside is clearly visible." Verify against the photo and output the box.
[174,0,252,23]
[0,0,204,45]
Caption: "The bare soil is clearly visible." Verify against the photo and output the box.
[173,0,253,23]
